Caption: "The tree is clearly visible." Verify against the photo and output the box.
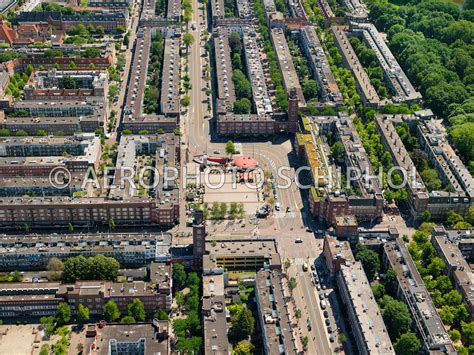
[229,306,254,342]
[61,75,76,89]
[229,32,242,53]
[447,210,465,227]
[449,329,461,342]
[234,98,252,114]
[301,336,309,351]
[108,84,119,101]
[422,210,431,222]
[39,344,49,355]
[295,309,302,319]
[62,255,119,282]
[154,309,169,320]
[302,79,319,100]
[77,304,89,324]
[394,333,421,355]
[128,299,146,322]
[288,277,297,292]
[121,315,136,323]
[355,244,380,281]
[371,283,385,300]
[67,223,74,233]
[181,95,190,107]
[331,141,345,163]
[444,290,463,307]
[47,257,64,281]
[427,257,445,278]
[461,321,474,345]
[381,296,412,339]
[183,32,194,53]
[0,128,9,136]
[233,340,254,355]
[233,69,252,99]
[10,270,22,282]
[225,140,236,155]
[173,263,187,290]
[382,268,399,297]
[104,300,120,321]
[16,130,28,137]
[56,303,71,325]
[440,305,455,325]
[465,206,474,225]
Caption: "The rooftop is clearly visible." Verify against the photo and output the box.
[256,269,297,355]
[339,262,394,353]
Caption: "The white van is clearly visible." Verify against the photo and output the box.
[320,300,327,309]
[275,202,281,211]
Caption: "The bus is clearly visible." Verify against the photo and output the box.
[303,262,308,272]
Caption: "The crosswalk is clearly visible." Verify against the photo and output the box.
[275,211,299,218]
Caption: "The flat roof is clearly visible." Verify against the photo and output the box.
[256,269,297,354]
[340,262,394,353]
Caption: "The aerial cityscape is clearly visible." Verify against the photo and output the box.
[0,0,471,353]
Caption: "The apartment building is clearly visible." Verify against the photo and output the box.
[375,115,429,221]
[0,113,103,135]
[217,113,276,135]
[204,238,282,271]
[213,28,236,114]
[323,236,355,276]
[431,233,474,320]
[242,27,272,115]
[0,174,84,197]
[302,115,383,227]
[342,0,368,21]
[14,11,127,33]
[375,115,472,221]
[8,55,113,72]
[236,0,253,19]
[299,26,343,105]
[332,26,382,107]
[122,114,178,133]
[432,226,474,263]
[12,99,104,118]
[417,119,473,209]
[350,23,422,104]
[167,0,181,21]
[0,134,100,157]
[0,267,172,318]
[211,0,225,24]
[270,28,305,106]
[110,134,179,205]
[160,31,181,117]
[337,261,394,354]
[383,239,456,353]
[0,134,101,177]
[23,70,108,101]
[0,232,171,270]
[0,195,179,228]
[255,269,298,355]
[202,273,230,354]
[87,0,131,8]
[288,0,307,20]
[123,28,180,132]
[81,321,169,355]
[317,0,335,20]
